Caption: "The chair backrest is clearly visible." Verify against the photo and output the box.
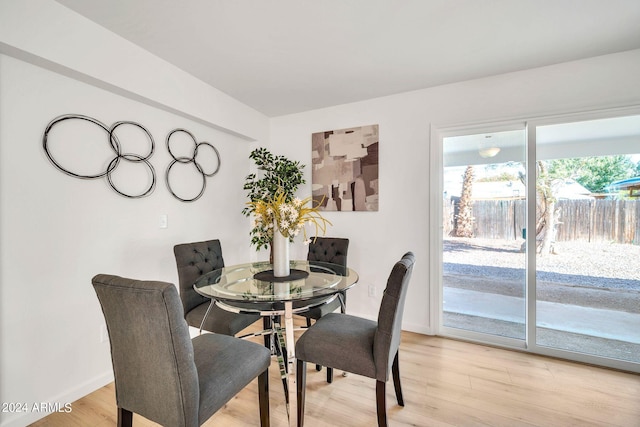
[173,239,225,315]
[91,274,199,427]
[373,252,416,382]
[307,237,349,267]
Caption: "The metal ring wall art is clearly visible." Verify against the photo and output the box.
[165,128,221,202]
[42,115,222,202]
[42,114,156,198]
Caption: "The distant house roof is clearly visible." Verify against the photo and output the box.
[444,178,593,200]
[470,181,525,200]
[607,176,640,189]
[607,176,640,197]
[553,179,593,200]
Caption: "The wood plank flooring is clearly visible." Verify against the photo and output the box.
[32,322,640,426]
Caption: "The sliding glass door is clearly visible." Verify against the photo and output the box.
[532,115,640,364]
[441,126,527,344]
[435,108,640,372]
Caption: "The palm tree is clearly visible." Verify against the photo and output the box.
[455,165,475,238]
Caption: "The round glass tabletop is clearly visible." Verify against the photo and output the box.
[193,260,358,308]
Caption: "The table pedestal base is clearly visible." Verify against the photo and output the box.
[283,301,296,427]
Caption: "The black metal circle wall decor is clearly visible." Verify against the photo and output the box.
[42,114,156,198]
[42,116,221,202]
[165,128,221,202]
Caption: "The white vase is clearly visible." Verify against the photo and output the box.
[272,221,290,277]
[274,282,290,297]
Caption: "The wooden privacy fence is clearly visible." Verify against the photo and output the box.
[444,198,640,245]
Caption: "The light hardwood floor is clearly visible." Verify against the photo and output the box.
[32,322,640,427]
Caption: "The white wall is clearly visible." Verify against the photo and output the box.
[0,0,268,142]
[0,2,269,426]
[0,53,258,427]
[2,1,640,425]
[270,49,640,334]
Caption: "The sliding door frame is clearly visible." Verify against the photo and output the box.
[525,106,640,373]
[431,105,640,374]
[431,120,528,351]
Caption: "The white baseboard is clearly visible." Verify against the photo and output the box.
[0,371,114,427]
[401,321,433,336]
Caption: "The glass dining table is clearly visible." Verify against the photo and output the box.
[193,260,359,426]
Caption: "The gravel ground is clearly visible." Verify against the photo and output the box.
[443,237,640,361]
[444,237,640,291]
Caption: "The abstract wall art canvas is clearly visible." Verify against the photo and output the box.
[312,124,379,211]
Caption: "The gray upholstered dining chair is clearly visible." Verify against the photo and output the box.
[91,274,271,427]
[300,237,349,381]
[303,237,350,322]
[295,252,416,427]
[174,239,261,336]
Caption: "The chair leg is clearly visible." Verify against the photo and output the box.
[316,364,322,371]
[258,368,270,427]
[117,407,132,427]
[376,381,387,427]
[327,367,333,383]
[392,351,404,406]
[297,359,307,427]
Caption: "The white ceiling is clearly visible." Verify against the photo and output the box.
[55,0,640,117]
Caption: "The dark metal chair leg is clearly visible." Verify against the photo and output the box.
[297,359,307,427]
[376,380,388,427]
[392,351,404,406]
[117,407,133,427]
[258,368,270,427]
[327,367,333,383]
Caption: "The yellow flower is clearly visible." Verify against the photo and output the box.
[247,187,331,241]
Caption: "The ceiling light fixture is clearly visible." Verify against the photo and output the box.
[479,135,500,158]
[479,146,501,158]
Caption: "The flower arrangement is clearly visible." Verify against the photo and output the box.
[248,186,331,244]
[242,148,306,251]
